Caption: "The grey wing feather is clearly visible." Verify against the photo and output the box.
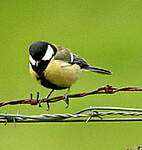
[71,54,89,68]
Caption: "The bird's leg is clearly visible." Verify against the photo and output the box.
[36,92,42,107]
[46,89,55,111]
[46,89,55,99]
[64,88,70,108]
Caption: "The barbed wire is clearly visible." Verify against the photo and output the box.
[0,85,142,108]
[1,107,142,123]
[1,85,142,123]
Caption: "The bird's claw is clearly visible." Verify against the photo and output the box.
[38,100,42,107]
[64,94,69,108]
[46,102,50,111]
[36,92,42,107]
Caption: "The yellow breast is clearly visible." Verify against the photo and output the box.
[43,60,81,88]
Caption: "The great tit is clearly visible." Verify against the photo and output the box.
[29,41,112,107]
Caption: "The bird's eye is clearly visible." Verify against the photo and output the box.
[29,55,36,66]
[42,45,54,61]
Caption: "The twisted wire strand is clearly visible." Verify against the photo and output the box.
[1,107,142,123]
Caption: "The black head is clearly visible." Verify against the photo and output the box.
[29,41,57,75]
[29,41,57,61]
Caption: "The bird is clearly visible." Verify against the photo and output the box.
[29,41,112,108]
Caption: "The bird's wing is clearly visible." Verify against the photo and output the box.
[54,46,111,74]
[54,47,72,63]
[54,46,89,68]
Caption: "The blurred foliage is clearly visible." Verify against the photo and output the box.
[0,0,142,149]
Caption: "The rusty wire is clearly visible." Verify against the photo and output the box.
[0,85,142,108]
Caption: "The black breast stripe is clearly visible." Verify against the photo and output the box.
[30,60,50,76]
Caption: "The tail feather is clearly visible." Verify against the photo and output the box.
[83,66,112,75]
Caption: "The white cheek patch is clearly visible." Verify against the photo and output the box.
[42,45,54,61]
[29,55,36,66]
[70,53,74,63]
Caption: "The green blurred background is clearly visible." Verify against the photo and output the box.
[0,0,142,149]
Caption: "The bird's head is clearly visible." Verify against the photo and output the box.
[29,41,57,74]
